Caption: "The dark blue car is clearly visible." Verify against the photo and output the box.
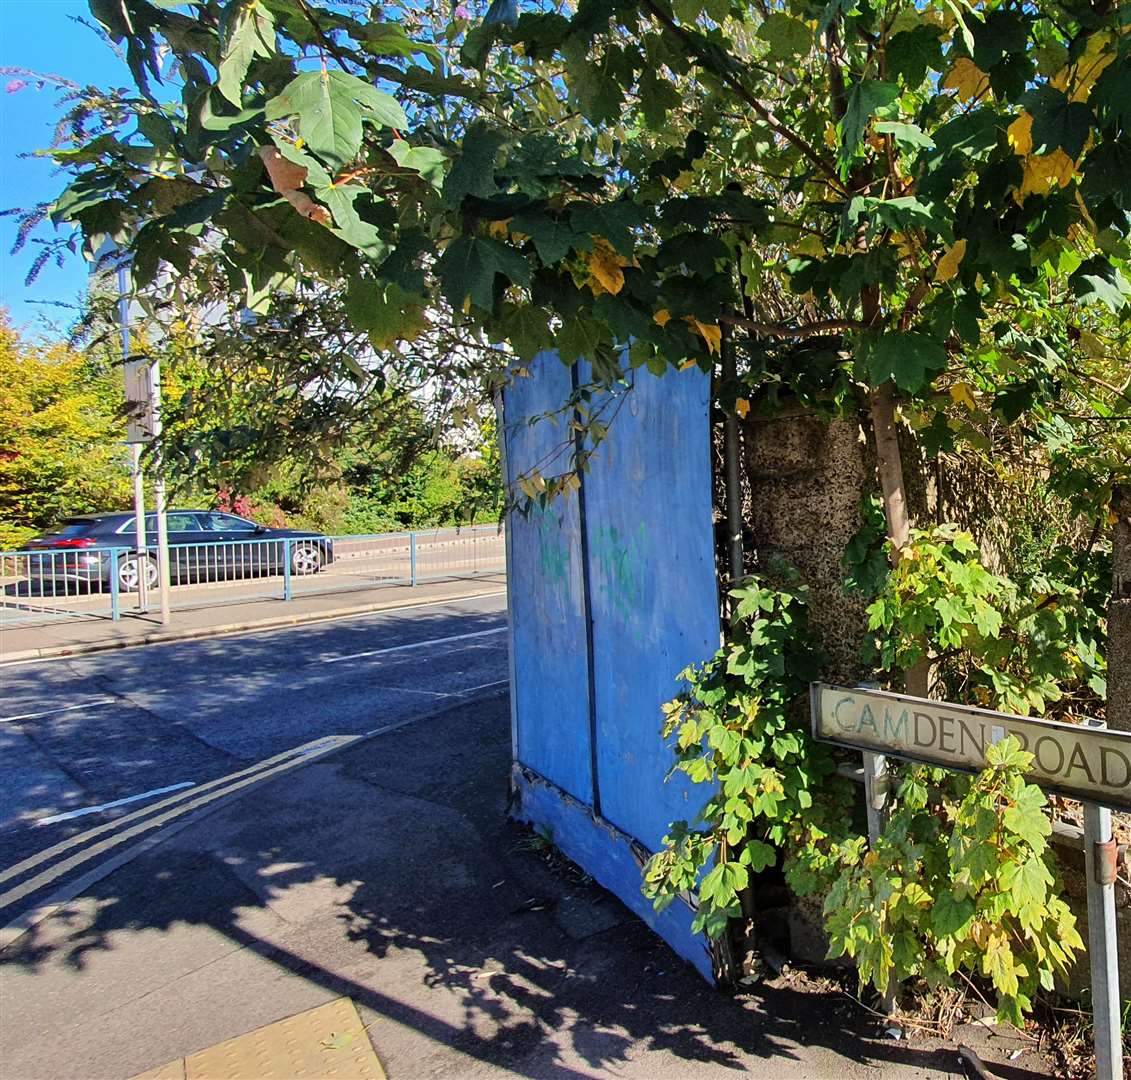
[24,511,334,592]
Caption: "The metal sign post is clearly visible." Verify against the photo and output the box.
[149,353,171,626]
[117,261,170,625]
[118,264,149,614]
[130,443,148,612]
[811,683,1124,1080]
[1083,719,1122,1080]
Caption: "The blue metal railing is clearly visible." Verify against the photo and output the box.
[0,524,505,628]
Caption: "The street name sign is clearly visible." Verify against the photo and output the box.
[810,682,1131,812]
[811,681,1126,1080]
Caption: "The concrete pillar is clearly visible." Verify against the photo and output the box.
[741,402,871,685]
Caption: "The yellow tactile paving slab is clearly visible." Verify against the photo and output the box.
[130,998,385,1080]
[131,1061,185,1080]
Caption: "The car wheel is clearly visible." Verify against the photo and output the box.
[291,542,323,576]
[118,555,158,592]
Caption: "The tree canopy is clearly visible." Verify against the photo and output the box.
[0,315,132,547]
[24,0,1128,501]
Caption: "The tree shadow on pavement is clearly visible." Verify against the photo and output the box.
[0,692,1051,1079]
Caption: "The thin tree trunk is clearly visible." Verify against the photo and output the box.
[869,380,929,698]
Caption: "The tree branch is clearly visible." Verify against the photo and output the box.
[639,0,844,188]
[719,314,866,338]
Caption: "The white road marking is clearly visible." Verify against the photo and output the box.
[320,626,507,664]
[0,677,512,949]
[0,736,355,912]
[0,741,337,888]
[0,698,116,724]
[35,782,196,827]
[455,678,510,695]
[379,686,454,698]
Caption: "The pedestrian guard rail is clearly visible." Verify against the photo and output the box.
[0,524,505,626]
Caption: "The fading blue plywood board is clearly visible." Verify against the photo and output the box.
[502,354,592,804]
[582,365,719,851]
[511,764,713,981]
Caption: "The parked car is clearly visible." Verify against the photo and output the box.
[22,511,334,592]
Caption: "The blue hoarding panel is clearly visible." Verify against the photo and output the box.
[503,355,593,803]
[582,365,719,851]
[511,765,713,981]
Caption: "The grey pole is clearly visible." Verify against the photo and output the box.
[130,443,149,612]
[1083,718,1122,1080]
[149,354,172,626]
[118,264,149,613]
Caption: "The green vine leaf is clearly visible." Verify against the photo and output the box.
[266,71,407,168]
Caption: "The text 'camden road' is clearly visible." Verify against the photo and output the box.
[811,682,1131,811]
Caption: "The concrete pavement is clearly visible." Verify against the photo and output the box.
[0,690,1050,1079]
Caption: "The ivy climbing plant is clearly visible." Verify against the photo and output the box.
[642,574,856,937]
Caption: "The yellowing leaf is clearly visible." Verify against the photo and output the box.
[949,382,976,410]
[1078,330,1105,358]
[941,58,989,103]
[1068,32,1115,103]
[1017,150,1076,201]
[587,238,626,296]
[257,145,331,225]
[653,308,672,327]
[487,218,512,239]
[684,317,721,355]
[679,358,698,370]
[735,398,750,418]
[934,238,967,283]
[1006,112,1033,157]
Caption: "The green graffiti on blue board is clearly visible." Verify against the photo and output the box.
[591,522,647,626]
[534,505,570,594]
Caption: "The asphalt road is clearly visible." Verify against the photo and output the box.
[0,592,508,928]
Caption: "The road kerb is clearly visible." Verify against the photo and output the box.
[0,585,507,664]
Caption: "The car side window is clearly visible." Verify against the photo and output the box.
[199,513,257,532]
[218,514,258,531]
[136,513,200,532]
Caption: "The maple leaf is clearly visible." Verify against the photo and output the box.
[949,382,976,409]
[934,238,967,282]
[1016,150,1076,201]
[685,317,722,355]
[941,58,989,103]
[587,238,626,296]
[257,146,331,225]
[1006,112,1033,156]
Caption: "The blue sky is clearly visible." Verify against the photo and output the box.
[1,1,130,336]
